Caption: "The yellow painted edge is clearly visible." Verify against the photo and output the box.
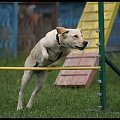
[105,3,119,45]
[77,2,88,28]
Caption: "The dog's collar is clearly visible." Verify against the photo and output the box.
[56,34,68,49]
[45,34,68,63]
[56,34,61,48]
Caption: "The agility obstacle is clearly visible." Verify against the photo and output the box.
[0,2,107,111]
[0,2,118,111]
[0,66,101,71]
[55,2,119,88]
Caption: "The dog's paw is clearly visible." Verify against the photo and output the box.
[17,106,23,111]
[26,104,32,109]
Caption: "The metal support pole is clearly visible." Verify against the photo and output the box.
[105,56,120,77]
[98,2,107,110]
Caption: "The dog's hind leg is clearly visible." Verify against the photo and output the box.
[26,71,47,109]
[17,70,33,111]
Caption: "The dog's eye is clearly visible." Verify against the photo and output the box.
[73,35,78,38]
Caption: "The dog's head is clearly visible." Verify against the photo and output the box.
[56,27,88,50]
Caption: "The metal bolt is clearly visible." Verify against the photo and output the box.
[97,93,102,96]
[96,29,100,33]
[98,79,102,83]
[96,42,101,46]
[98,55,101,58]
[98,106,102,110]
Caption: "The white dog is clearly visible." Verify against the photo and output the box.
[17,27,88,110]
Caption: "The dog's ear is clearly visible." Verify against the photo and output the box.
[56,27,69,34]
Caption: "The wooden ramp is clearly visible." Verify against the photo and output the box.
[54,2,119,88]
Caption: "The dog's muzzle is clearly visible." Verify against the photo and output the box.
[75,41,88,50]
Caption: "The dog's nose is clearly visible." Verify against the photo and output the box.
[83,41,88,46]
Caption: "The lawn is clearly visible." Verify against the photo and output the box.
[0,52,120,118]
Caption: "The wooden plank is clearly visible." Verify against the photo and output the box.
[93,20,110,30]
[79,20,110,30]
[70,76,87,86]
[78,57,98,68]
[55,62,97,86]
[80,13,98,21]
[63,57,82,67]
[89,30,99,39]
[61,73,88,76]
[88,39,99,47]
[78,22,95,30]
[84,3,98,13]
[55,76,73,85]
[84,2,116,13]
[61,53,90,75]
[55,73,87,86]
[82,30,92,39]
[84,70,97,88]
[66,51,99,58]
[61,58,94,76]
[63,54,98,86]
[55,52,98,86]
[80,12,113,22]
[104,3,116,11]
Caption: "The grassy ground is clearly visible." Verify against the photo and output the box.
[0,52,120,118]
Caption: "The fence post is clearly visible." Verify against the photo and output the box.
[98,2,107,110]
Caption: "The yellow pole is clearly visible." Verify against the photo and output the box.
[0,66,101,71]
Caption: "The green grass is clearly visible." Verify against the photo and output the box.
[0,52,120,118]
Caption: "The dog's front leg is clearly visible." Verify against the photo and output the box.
[40,44,49,66]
